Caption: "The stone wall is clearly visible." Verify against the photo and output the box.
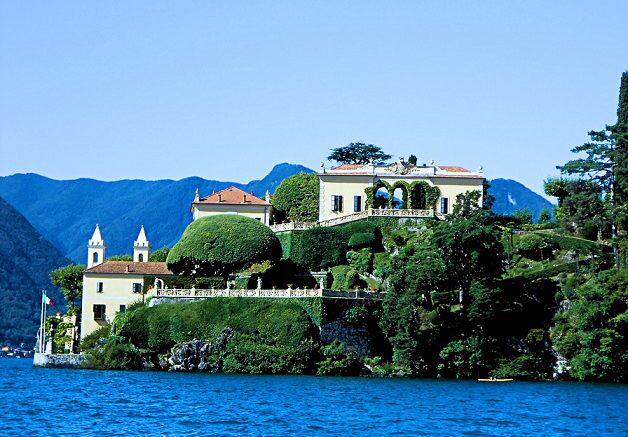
[33,352,85,368]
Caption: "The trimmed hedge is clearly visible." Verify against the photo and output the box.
[512,231,604,257]
[279,218,389,270]
[167,215,282,277]
[348,232,376,250]
[514,234,557,260]
[119,297,319,353]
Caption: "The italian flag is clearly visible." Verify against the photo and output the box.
[43,292,54,306]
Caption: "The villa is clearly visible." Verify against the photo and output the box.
[192,186,272,225]
[79,156,484,339]
[318,159,484,222]
[81,225,172,340]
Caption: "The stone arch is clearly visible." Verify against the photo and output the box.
[409,181,427,209]
[369,180,391,209]
[390,181,409,209]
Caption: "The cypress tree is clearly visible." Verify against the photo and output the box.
[614,72,628,212]
[614,72,628,266]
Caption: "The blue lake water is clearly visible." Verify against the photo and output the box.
[0,358,626,436]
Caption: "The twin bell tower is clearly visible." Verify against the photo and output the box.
[87,224,151,268]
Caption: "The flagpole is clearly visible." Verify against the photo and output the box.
[38,291,44,353]
[42,294,47,354]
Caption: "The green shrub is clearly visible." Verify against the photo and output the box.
[83,336,144,370]
[221,334,318,374]
[249,259,317,289]
[514,233,557,260]
[290,227,346,270]
[149,247,170,262]
[107,254,133,261]
[330,265,350,290]
[280,218,387,270]
[167,215,282,278]
[347,249,373,273]
[348,232,376,250]
[330,265,366,290]
[316,340,363,376]
[80,324,110,351]
[271,173,319,222]
[372,252,392,279]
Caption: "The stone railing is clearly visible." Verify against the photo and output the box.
[270,208,434,232]
[156,288,324,298]
[153,288,385,301]
[269,221,317,232]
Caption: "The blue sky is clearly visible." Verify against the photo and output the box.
[1,1,626,195]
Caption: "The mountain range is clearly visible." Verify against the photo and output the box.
[0,164,553,264]
[489,178,553,221]
[0,196,67,345]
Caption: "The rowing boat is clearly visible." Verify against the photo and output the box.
[478,378,513,382]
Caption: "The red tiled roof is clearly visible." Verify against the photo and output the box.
[331,164,365,170]
[195,186,268,205]
[439,166,470,172]
[86,261,173,275]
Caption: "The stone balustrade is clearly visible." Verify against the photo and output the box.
[153,287,385,301]
[270,208,434,232]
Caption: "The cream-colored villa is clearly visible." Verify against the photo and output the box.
[81,225,172,340]
[192,186,272,225]
[317,159,484,222]
[80,156,484,339]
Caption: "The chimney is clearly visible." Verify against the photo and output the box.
[243,194,247,203]
[218,194,222,202]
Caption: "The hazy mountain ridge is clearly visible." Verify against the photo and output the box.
[0,196,67,345]
[0,166,550,264]
[489,178,554,221]
[0,164,313,262]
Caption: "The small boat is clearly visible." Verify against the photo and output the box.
[478,377,513,382]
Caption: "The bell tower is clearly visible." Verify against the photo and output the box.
[133,225,150,262]
[87,224,106,268]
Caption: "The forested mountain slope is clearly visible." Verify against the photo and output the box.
[0,197,67,345]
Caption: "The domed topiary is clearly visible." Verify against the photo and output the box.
[166,215,282,279]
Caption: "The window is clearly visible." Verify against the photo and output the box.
[354,195,362,212]
[96,282,104,293]
[255,217,261,221]
[138,253,144,262]
[92,252,99,264]
[440,197,449,214]
[119,305,126,313]
[331,195,343,212]
[132,283,142,294]
[93,304,106,321]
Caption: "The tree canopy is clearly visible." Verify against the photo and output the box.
[271,173,319,222]
[166,215,282,279]
[552,269,627,383]
[327,142,391,165]
[149,246,170,262]
[50,264,85,312]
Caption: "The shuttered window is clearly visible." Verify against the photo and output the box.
[331,195,344,212]
[354,195,362,212]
